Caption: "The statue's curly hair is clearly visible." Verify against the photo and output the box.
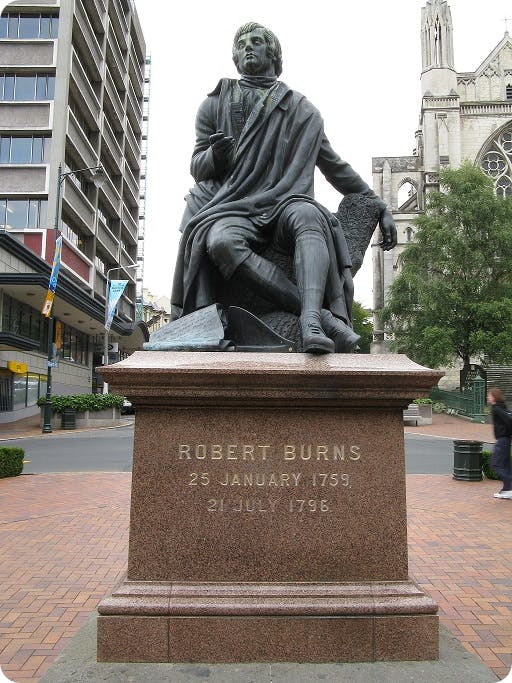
[232,22,283,77]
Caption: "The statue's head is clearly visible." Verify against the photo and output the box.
[232,22,283,77]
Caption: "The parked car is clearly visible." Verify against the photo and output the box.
[121,398,135,415]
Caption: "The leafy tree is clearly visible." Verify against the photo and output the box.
[383,163,512,371]
[352,301,373,353]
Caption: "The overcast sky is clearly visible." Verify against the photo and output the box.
[134,0,510,308]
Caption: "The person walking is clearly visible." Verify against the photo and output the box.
[487,387,512,499]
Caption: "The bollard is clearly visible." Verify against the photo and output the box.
[453,440,483,481]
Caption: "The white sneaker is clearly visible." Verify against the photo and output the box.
[493,491,512,499]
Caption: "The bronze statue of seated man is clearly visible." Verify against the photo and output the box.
[170,22,396,353]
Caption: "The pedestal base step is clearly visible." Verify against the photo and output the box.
[97,580,439,663]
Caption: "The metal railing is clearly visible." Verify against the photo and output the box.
[430,375,487,423]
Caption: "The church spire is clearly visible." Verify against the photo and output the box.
[421,0,457,96]
[421,0,455,71]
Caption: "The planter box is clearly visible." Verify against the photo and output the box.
[417,404,433,425]
[75,407,121,428]
[40,407,121,429]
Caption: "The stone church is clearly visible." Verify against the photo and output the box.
[371,0,512,354]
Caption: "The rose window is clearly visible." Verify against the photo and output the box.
[480,126,512,198]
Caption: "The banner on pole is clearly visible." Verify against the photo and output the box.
[41,235,62,317]
[105,280,128,332]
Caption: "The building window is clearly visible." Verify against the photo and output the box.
[507,85,512,101]
[0,73,55,101]
[0,135,50,163]
[0,12,59,40]
[95,255,106,275]
[481,126,512,198]
[0,369,47,412]
[58,322,89,366]
[61,220,87,254]
[0,198,48,229]
[1,293,49,351]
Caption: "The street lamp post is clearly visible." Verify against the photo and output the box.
[102,263,138,393]
[41,162,106,434]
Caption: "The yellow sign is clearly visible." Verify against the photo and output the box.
[55,320,63,349]
[41,291,54,317]
[7,361,28,374]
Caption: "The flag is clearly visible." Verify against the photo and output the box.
[41,235,62,317]
[105,280,128,332]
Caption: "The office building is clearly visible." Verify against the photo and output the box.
[0,0,149,421]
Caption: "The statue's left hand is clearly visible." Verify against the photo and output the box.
[378,209,397,251]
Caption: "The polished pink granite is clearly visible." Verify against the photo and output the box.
[97,352,442,663]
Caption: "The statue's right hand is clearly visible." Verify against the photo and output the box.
[209,130,235,162]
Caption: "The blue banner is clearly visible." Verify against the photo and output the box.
[105,280,128,332]
[41,235,62,317]
[48,235,62,293]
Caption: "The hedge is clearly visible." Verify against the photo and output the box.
[0,446,25,478]
[36,393,124,413]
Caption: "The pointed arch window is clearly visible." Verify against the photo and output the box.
[506,84,512,101]
[480,126,512,198]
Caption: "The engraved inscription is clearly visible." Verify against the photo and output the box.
[207,497,280,513]
[179,444,271,461]
[289,499,329,512]
[177,443,362,514]
[175,443,362,461]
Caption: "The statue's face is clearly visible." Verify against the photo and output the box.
[234,28,275,76]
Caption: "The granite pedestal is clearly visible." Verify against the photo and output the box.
[97,352,442,663]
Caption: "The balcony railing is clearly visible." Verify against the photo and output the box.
[126,83,142,133]
[74,0,103,78]
[70,51,100,125]
[98,174,121,216]
[120,248,137,275]
[124,118,140,168]
[94,270,107,299]
[123,163,138,208]
[104,68,125,131]
[84,0,106,34]
[101,116,123,171]
[108,0,128,50]
[128,50,143,98]
[96,216,119,260]
[122,205,138,241]
[62,178,95,234]
[106,28,126,92]
[67,108,98,169]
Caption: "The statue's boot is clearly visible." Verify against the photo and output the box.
[236,242,335,354]
[236,253,301,313]
[320,309,361,353]
[295,233,334,354]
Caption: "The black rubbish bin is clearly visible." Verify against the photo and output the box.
[61,408,76,430]
[453,440,483,481]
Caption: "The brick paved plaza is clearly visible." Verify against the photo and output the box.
[0,417,511,681]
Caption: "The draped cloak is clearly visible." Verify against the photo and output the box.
[171,79,386,321]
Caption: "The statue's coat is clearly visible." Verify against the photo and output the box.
[171,79,385,320]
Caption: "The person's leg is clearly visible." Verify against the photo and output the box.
[276,202,339,353]
[490,436,512,496]
[207,219,302,313]
[236,253,302,314]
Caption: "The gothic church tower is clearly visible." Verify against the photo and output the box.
[421,0,456,93]
[371,1,512,354]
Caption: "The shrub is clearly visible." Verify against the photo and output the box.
[433,402,446,414]
[0,446,25,478]
[36,393,124,413]
[482,449,512,480]
[413,398,434,405]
